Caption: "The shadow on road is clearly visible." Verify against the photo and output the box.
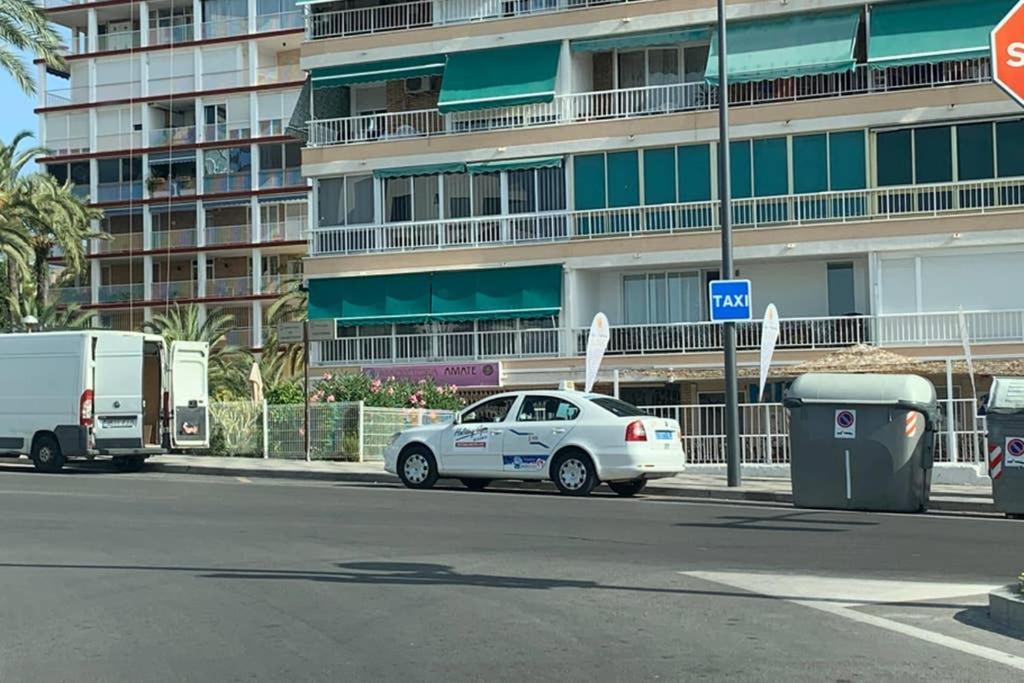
[674,511,880,533]
[954,606,1024,640]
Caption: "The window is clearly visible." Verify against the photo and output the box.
[461,396,516,424]
[444,173,471,219]
[827,262,856,315]
[623,272,701,325]
[384,175,438,223]
[472,173,501,216]
[317,174,373,227]
[516,396,580,422]
[614,45,708,87]
[590,397,645,417]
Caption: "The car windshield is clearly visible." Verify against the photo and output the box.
[589,396,646,417]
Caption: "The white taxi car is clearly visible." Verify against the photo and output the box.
[383,391,685,496]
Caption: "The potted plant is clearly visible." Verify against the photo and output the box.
[146,175,166,194]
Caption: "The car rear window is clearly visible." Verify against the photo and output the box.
[589,397,646,417]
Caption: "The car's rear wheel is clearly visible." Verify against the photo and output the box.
[552,450,597,496]
[608,479,647,497]
[460,478,491,491]
[397,446,438,490]
[31,434,65,473]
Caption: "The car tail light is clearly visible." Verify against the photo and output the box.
[625,420,647,442]
[80,389,94,428]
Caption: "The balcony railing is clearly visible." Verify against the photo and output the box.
[149,124,197,147]
[225,327,253,347]
[202,16,249,39]
[258,168,304,189]
[254,64,304,85]
[311,176,1024,256]
[207,276,253,298]
[262,219,306,242]
[151,229,198,249]
[307,58,991,148]
[95,232,142,254]
[52,286,91,305]
[312,309,1024,366]
[95,131,142,152]
[149,177,197,198]
[151,281,196,300]
[256,10,304,32]
[98,283,143,303]
[45,136,89,156]
[306,0,635,40]
[206,223,252,245]
[204,173,252,193]
[96,30,141,51]
[149,23,195,45]
[95,181,143,203]
[203,122,252,143]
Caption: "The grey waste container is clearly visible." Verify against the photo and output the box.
[783,373,939,513]
[985,377,1024,518]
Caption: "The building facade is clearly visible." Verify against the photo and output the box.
[283,0,1022,402]
[40,0,310,347]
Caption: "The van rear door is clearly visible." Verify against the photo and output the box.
[93,333,145,448]
[170,341,209,449]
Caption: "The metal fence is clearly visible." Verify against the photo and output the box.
[204,401,454,461]
[641,398,987,465]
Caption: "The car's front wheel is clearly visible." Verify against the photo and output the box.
[397,446,439,490]
[552,450,597,496]
[608,479,647,497]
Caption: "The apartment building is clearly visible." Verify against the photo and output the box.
[299,0,1023,405]
[40,0,310,347]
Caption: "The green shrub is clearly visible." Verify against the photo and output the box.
[311,373,463,411]
[266,381,304,405]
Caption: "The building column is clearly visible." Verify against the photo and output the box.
[143,255,153,302]
[90,257,101,305]
[193,0,204,41]
[196,200,206,247]
[252,301,263,348]
[250,248,262,298]
[561,266,575,357]
[142,204,153,251]
[196,252,208,299]
[139,1,150,47]
[251,196,261,244]
[250,141,260,194]
[36,62,47,109]
[87,9,98,53]
[247,0,258,34]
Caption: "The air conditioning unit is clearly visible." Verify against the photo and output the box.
[405,76,434,94]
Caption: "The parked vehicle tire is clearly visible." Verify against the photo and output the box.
[31,434,65,473]
[397,446,439,490]
[607,479,647,497]
[111,455,146,473]
[460,478,491,491]
[551,449,597,496]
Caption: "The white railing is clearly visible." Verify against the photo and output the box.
[44,136,89,155]
[202,17,249,39]
[256,10,304,32]
[204,173,252,193]
[149,23,195,45]
[258,168,304,189]
[203,122,252,142]
[206,223,252,245]
[98,283,143,303]
[95,181,143,203]
[96,30,141,51]
[261,274,287,294]
[641,398,987,465]
[225,327,253,348]
[207,276,253,298]
[95,232,142,253]
[151,281,196,300]
[306,0,634,40]
[149,124,196,147]
[42,86,90,107]
[151,229,198,249]
[307,59,991,148]
[262,219,306,243]
[312,176,1024,256]
[95,131,141,151]
[312,309,1024,366]
[52,286,91,305]
[254,64,303,85]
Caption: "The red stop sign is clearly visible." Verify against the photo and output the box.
[993,0,1024,107]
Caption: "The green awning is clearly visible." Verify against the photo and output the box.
[438,42,561,113]
[868,0,1014,69]
[311,55,446,89]
[374,162,465,179]
[571,27,711,53]
[309,273,432,325]
[431,265,562,321]
[467,156,563,174]
[704,9,861,85]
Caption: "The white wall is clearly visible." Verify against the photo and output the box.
[570,51,593,94]
[739,258,869,318]
[878,248,1024,314]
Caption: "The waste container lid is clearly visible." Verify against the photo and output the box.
[784,373,937,411]
[987,377,1024,414]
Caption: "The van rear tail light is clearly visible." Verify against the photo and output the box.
[625,420,648,442]
[80,389,94,428]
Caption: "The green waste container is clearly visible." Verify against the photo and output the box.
[784,373,940,513]
[985,377,1024,518]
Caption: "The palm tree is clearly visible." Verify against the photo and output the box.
[0,0,66,95]
[143,304,249,396]
[12,299,94,331]
[0,132,36,322]
[20,172,105,308]
[265,274,307,377]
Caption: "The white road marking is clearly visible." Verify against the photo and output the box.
[685,571,1024,673]
[236,477,253,484]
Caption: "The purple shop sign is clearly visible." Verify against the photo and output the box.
[363,362,502,387]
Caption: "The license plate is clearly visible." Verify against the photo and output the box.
[656,430,674,440]
[102,418,135,429]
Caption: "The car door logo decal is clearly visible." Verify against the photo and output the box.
[502,455,549,472]
[454,426,489,448]
[509,429,548,449]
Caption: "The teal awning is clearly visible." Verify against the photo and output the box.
[374,162,465,179]
[311,55,446,89]
[704,9,861,85]
[438,42,561,113]
[467,156,563,174]
[431,265,562,321]
[571,27,711,53]
[309,273,432,325]
[868,0,1014,69]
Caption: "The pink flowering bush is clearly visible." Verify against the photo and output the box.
[311,373,463,411]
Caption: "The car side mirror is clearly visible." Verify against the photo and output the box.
[454,413,463,425]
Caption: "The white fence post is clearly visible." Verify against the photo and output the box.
[357,400,365,463]
[945,359,959,463]
[262,399,269,459]
[763,403,773,465]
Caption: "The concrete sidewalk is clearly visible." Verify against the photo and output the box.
[149,455,999,514]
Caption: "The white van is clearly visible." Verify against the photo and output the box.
[0,330,209,472]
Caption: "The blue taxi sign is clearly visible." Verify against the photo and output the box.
[708,279,752,322]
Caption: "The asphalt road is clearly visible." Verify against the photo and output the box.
[0,468,1020,682]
